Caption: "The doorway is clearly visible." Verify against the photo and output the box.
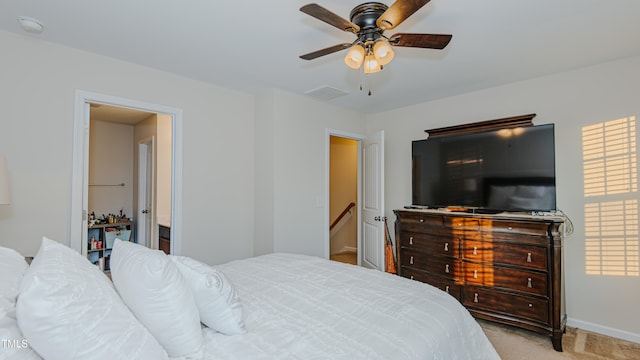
[86,106,171,259]
[70,90,183,259]
[326,129,385,270]
[329,136,358,265]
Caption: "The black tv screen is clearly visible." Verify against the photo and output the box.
[412,124,556,212]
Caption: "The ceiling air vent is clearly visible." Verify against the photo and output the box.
[304,85,349,101]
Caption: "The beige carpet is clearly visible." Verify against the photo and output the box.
[479,319,640,360]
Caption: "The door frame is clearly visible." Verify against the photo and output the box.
[70,90,183,255]
[325,129,366,265]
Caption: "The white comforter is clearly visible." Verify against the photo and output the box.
[203,253,500,359]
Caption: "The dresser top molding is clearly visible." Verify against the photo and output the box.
[424,113,537,138]
[394,208,566,223]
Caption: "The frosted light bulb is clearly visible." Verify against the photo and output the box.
[363,54,381,74]
[373,41,394,65]
[344,45,365,69]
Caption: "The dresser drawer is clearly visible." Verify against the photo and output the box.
[463,286,549,324]
[159,225,170,239]
[463,262,547,296]
[481,219,549,237]
[400,232,459,258]
[400,267,462,301]
[398,213,443,226]
[401,250,461,280]
[444,216,479,231]
[398,214,445,234]
[462,240,547,270]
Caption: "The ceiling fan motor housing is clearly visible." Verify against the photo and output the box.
[350,2,388,43]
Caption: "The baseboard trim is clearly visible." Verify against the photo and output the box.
[567,317,640,344]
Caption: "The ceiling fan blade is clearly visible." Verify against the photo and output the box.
[389,33,452,49]
[376,0,431,30]
[300,3,360,33]
[300,43,352,60]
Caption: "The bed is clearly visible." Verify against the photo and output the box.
[204,253,499,359]
[1,238,500,360]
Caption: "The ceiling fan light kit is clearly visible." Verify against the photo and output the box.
[300,0,452,81]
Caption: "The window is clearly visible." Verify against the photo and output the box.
[582,116,638,276]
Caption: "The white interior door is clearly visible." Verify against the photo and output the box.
[138,138,155,248]
[80,102,91,255]
[360,130,384,270]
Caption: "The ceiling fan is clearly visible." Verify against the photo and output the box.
[299,0,452,74]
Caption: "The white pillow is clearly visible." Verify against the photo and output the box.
[16,237,168,360]
[0,312,42,360]
[0,246,41,359]
[110,240,203,359]
[0,246,29,302]
[170,256,246,335]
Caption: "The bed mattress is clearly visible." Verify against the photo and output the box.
[202,253,500,359]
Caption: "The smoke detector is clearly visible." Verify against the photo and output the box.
[19,16,44,34]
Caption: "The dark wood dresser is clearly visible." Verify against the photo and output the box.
[394,209,566,351]
[158,225,171,255]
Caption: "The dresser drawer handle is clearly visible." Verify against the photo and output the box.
[527,253,532,263]
[508,226,513,230]
[457,223,463,227]
[445,285,450,293]
[527,278,532,288]
[473,270,478,279]
[444,242,449,251]
[445,264,450,273]
[473,246,477,255]
[410,256,414,265]
[409,237,414,245]
[474,293,479,303]
[410,275,414,280]
[528,303,533,308]
[419,219,424,223]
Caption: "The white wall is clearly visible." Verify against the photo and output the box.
[366,55,640,341]
[253,90,276,256]
[88,120,134,218]
[254,89,366,258]
[0,30,255,265]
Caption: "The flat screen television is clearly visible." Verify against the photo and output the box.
[411,124,556,213]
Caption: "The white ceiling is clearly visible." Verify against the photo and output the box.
[2,0,640,114]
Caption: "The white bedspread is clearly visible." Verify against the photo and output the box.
[203,253,500,359]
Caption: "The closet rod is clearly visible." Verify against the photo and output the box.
[88,183,125,187]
